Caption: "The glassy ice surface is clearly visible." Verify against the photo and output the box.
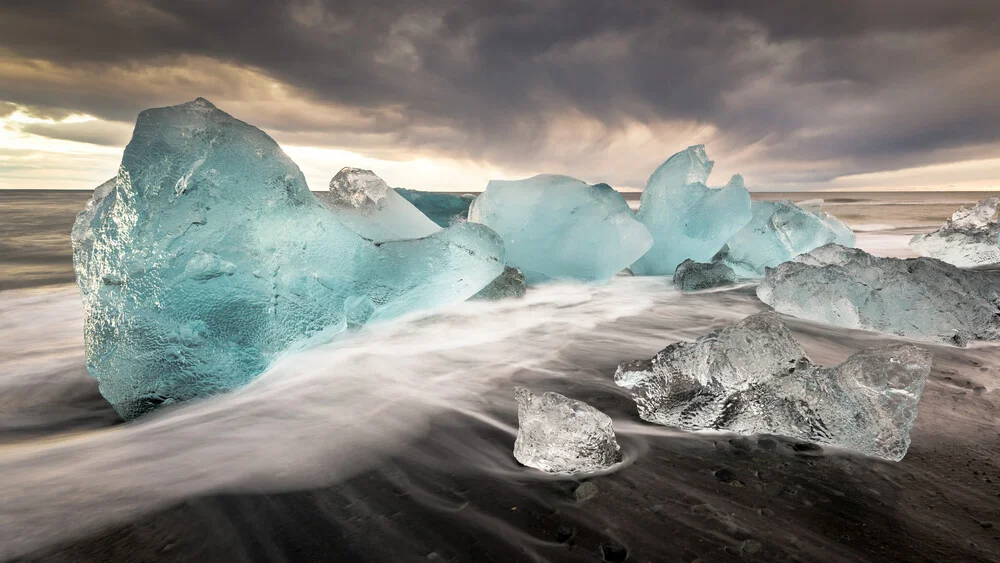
[72,98,504,419]
[325,168,440,242]
[614,312,931,461]
[719,200,856,277]
[758,244,1000,345]
[513,386,623,473]
[395,188,474,227]
[909,197,1000,267]
[630,146,752,275]
[468,175,652,284]
[470,266,527,301]
[673,258,739,292]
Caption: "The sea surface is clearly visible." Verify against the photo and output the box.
[0,190,998,562]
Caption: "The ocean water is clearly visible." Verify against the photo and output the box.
[1,191,998,562]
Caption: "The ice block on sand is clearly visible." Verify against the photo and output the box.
[73,98,504,419]
[758,244,1000,345]
[468,174,652,284]
[630,146,752,276]
[325,168,440,242]
[513,387,622,473]
[909,198,1000,267]
[615,312,931,461]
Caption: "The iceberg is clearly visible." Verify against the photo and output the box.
[758,244,1000,345]
[614,312,932,461]
[673,258,739,292]
[471,266,527,301]
[395,188,475,227]
[72,98,505,419]
[513,387,622,473]
[468,175,652,284]
[630,146,752,276]
[324,168,441,242]
[719,199,856,277]
[909,198,1000,267]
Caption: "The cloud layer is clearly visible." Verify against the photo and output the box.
[1,1,999,190]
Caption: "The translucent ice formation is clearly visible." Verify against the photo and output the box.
[513,387,622,473]
[471,266,527,301]
[758,244,1000,345]
[325,168,440,242]
[630,146,752,275]
[468,175,653,284]
[719,200,856,277]
[395,188,475,227]
[614,312,932,461]
[673,259,739,292]
[909,198,1000,267]
[72,98,504,419]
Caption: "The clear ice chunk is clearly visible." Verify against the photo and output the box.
[614,312,931,461]
[630,146,752,275]
[72,98,505,419]
[470,266,527,301]
[909,198,1000,267]
[395,188,475,227]
[325,167,441,242]
[719,199,856,277]
[673,258,739,292]
[468,175,653,284]
[758,244,1000,345]
[513,386,623,473]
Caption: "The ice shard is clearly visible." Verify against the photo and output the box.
[758,244,1000,345]
[513,387,623,473]
[395,188,475,227]
[471,266,527,301]
[719,199,856,277]
[468,175,653,284]
[72,98,505,419]
[324,168,441,242]
[614,312,932,461]
[909,198,1000,267]
[673,258,739,292]
[630,146,752,276]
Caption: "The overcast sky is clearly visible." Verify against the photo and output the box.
[2,0,999,191]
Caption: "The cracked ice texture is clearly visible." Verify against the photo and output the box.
[470,266,527,301]
[395,188,474,227]
[468,175,652,284]
[909,198,1000,267]
[325,167,440,242]
[719,199,856,278]
[614,312,931,461]
[513,387,623,473]
[758,244,1000,345]
[72,98,504,419]
[630,146,752,276]
[673,259,739,292]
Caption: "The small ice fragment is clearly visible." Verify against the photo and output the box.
[631,146,752,275]
[673,258,739,292]
[470,266,527,301]
[469,175,652,284]
[757,244,1000,345]
[395,188,475,227]
[513,387,623,473]
[325,167,441,242]
[909,198,1000,267]
[614,312,932,461]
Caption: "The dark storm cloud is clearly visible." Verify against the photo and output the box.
[1,0,998,186]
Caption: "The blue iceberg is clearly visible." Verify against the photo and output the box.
[468,174,652,284]
[395,188,475,228]
[719,200,856,277]
[630,146,752,276]
[72,98,504,419]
